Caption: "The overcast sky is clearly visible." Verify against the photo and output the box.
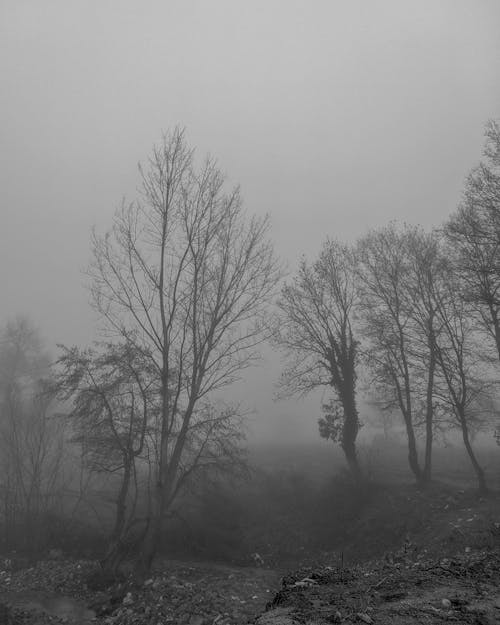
[2,1,500,442]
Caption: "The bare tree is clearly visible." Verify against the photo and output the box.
[276,240,362,481]
[55,342,154,572]
[88,127,281,572]
[431,261,491,492]
[356,225,443,486]
[404,228,445,482]
[446,120,500,359]
[0,317,66,552]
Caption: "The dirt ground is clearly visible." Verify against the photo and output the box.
[0,556,283,625]
[259,483,500,624]
[2,483,500,625]
[263,547,500,625]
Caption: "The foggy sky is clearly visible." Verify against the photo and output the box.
[2,1,500,442]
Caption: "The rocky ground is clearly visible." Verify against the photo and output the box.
[3,546,500,625]
[0,557,282,625]
[261,545,500,625]
[2,484,500,625]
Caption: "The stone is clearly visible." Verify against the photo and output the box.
[122,592,133,606]
[257,607,300,625]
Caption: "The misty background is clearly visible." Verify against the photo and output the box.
[2,0,500,445]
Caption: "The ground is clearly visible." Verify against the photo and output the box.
[2,483,500,625]
[262,547,500,624]
[0,557,282,625]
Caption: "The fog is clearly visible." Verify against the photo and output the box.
[3,14,500,622]
[2,1,500,450]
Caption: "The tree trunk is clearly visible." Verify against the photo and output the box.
[136,365,171,576]
[460,416,487,493]
[135,481,163,576]
[100,543,125,576]
[136,439,186,576]
[101,460,132,574]
[341,394,362,483]
[342,443,362,483]
[398,350,423,485]
[136,442,180,576]
[489,306,500,362]
[422,347,436,485]
[403,413,422,484]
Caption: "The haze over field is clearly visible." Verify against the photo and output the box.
[2,1,500,444]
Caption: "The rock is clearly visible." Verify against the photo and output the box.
[293,578,318,587]
[356,614,373,624]
[122,592,133,606]
[441,598,452,609]
[257,607,300,625]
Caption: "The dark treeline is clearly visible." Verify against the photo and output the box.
[0,121,499,578]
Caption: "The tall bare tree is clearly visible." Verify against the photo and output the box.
[276,240,362,481]
[431,260,491,492]
[446,120,500,359]
[356,225,443,485]
[404,228,445,482]
[88,128,281,572]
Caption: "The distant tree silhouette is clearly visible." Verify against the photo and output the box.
[276,240,362,482]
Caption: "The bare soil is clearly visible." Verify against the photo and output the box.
[2,483,500,625]
[263,547,500,625]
